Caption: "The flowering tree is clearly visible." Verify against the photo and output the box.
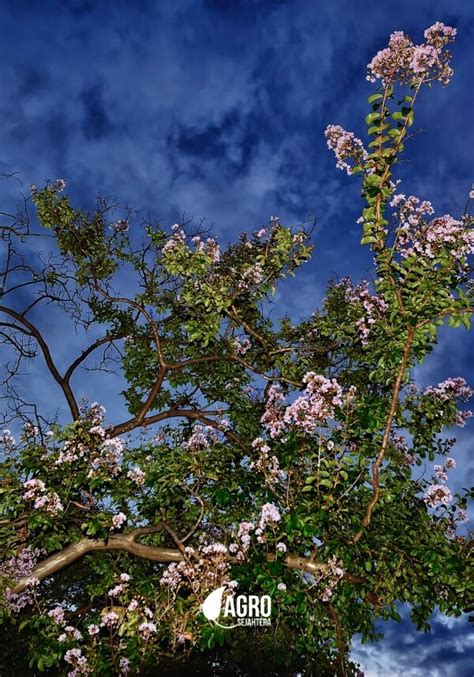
[1,22,473,677]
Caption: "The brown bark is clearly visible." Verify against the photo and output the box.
[10,530,379,606]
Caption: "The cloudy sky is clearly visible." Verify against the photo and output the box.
[0,0,472,674]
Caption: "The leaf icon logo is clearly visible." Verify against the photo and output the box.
[201,586,226,621]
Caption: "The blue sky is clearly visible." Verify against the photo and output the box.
[0,0,473,674]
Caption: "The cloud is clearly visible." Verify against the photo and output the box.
[353,607,474,677]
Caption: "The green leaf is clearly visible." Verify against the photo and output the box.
[365,112,381,125]
[368,93,384,104]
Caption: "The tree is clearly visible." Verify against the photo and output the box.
[0,22,472,677]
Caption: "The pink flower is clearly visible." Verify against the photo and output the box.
[410,44,439,75]
[111,219,129,232]
[424,484,453,508]
[64,648,88,674]
[204,238,221,263]
[424,22,457,46]
[138,621,157,638]
[52,179,66,192]
[127,467,145,486]
[119,657,130,674]
[101,611,119,627]
[1,429,16,450]
[232,336,251,355]
[325,125,367,174]
[434,465,448,482]
[184,424,218,451]
[259,502,281,529]
[366,25,455,85]
[111,512,127,530]
[47,607,65,624]
[162,227,186,255]
[108,584,125,597]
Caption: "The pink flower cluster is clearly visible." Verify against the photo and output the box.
[64,648,90,675]
[238,263,265,290]
[192,235,221,263]
[101,611,120,627]
[42,178,66,193]
[23,478,64,515]
[250,437,282,485]
[366,24,456,85]
[391,432,415,465]
[22,422,39,439]
[391,194,474,263]
[58,625,83,642]
[127,467,145,486]
[259,502,281,529]
[229,502,282,556]
[262,374,345,438]
[86,402,106,425]
[111,512,127,530]
[236,521,255,554]
[138,621,157,638]
[85,435,124,479]
[424,22,457,46]
[183,424,219,452]
[205,238,221,263]
[390,192,434,225]
[111,219,129,232]
[48,606,66,624]
[1,547,44,612]
[162,224,186,255]
[1,429,16,451]
[324,125,367,175]
[424,377,472,402]
[320,555,345,602]
[119,657,130,674]
[433,457,456,483]
[55,411,124,477]
[261,384,286,438]
[232,336,251,355]
[160,542,231,594]
[423,484,453,508]
[342,278,388,345]
[424,378,473,427]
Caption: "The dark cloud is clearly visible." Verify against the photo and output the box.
[353,608,474,676]
[80,82,114,140]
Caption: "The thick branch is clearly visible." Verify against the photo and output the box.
[10,531,379,606]
[9,531,179,594]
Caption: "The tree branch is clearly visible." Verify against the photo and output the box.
[0,305,80,419]
[353,326,415,543]
[9,531,379,606]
